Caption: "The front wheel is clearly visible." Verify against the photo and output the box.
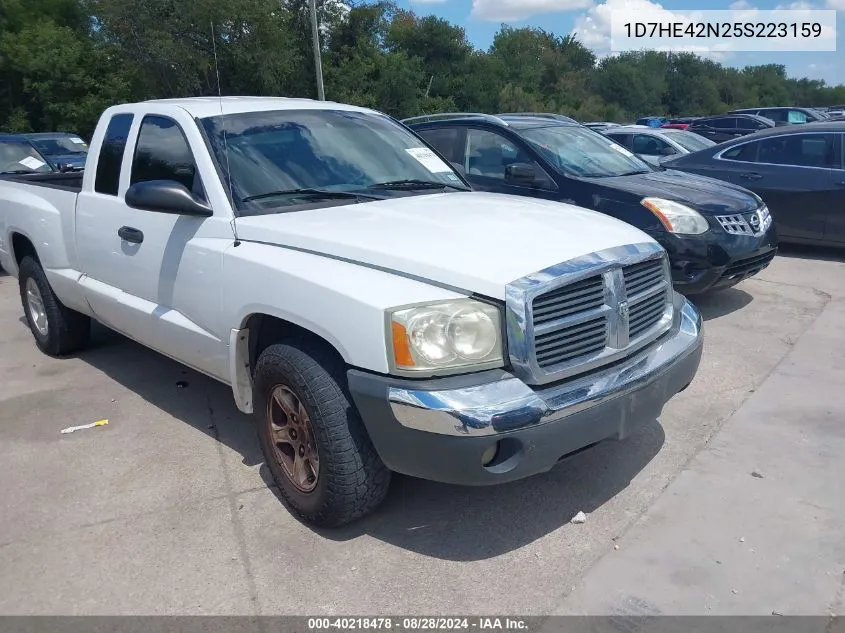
[18,256,90,356]
[253,340,391,527]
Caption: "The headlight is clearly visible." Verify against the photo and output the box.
[641,197,709,235]
[389,300,503,374]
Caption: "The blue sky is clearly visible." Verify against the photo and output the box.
[395,0,845,86]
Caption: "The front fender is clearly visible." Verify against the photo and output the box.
[221,241,469,375]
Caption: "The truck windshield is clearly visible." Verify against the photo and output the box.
[200,109,468,215]
[0,141,52,174]
[520,125,652,178]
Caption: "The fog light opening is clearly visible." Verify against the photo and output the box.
[481,442,499,467]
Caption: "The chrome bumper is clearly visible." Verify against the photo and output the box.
[388,293,702,437]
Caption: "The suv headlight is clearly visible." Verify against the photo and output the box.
[641,197,709,235]
[388,300,503,375]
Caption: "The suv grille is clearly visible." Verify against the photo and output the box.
[512,246,673,384]
[715,205,772,236]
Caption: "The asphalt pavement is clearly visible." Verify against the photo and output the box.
[0,248,843,615]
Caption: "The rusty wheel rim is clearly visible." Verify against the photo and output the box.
[267,384,320,493]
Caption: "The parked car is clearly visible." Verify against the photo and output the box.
[661,122,845,247]
[405,112,777,295]
[0,97,703,527]
[636,116,668,128]
[661,117,700,130]
[583,121,621,131]
[687,114,775,143]
[729,107,827,126]
[0,134,54,175]
[603,126,716,167]
[24,132,89,171]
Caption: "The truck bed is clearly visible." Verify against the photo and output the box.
[0,172,83,192]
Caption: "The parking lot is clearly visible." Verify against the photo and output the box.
[1,249,844,616]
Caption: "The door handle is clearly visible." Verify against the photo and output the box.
[118,226,144,244]
[740,173,762,181]
[835,180,845,187]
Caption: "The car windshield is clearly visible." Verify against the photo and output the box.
[0,141,52,174]
[30,135,88,156]
[520,125,652,177]
[200,109,468,215]
[661,130,716,152]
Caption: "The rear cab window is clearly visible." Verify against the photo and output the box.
[94,113,134,195]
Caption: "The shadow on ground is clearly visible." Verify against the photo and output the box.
[776,243,845,263]
[76,322,665,561]
[689,287,753,321]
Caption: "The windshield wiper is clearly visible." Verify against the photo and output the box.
[242,188,383,203]
[1,170,35,175]
[368,179,468,191]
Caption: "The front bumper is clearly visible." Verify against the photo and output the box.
[658,225,778,295]
[348,293,703,486]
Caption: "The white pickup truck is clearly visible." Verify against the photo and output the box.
[0,97,703,526]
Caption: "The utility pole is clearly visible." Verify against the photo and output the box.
[309,0,325,100]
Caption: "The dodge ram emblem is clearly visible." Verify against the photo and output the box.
[618,301,629,320]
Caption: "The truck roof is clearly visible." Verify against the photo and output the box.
[141,96,375,119]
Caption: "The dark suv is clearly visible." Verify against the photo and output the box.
[687,114,775,142]
[404,112,778,295]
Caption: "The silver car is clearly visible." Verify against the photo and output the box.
[602,126,716,167]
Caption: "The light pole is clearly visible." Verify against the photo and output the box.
[309,0,325,100]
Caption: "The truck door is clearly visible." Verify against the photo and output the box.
[75,110,232,381]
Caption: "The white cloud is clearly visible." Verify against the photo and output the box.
[410,0,449,4]
[470,0,590,22]
[776,1,816,8]
[826,0,845,8]
[729,0,753,9]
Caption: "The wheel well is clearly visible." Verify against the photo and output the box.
[244,314,346,376]
[12,233,38,265]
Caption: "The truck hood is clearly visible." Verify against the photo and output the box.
[234,192,654,300]
[589,168,760,215]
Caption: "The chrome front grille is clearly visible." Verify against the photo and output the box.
[715,205,772,236]
[623,259,664,296]
[506,242,674,386]
[535,308,607,368]
[629,287,668,339]
[532,275,605,325]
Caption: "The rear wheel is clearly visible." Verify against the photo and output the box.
[18,256,90,356]
[253,340,391,527]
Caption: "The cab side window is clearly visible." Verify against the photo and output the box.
[130,115,205,200]
[94,113,134,195]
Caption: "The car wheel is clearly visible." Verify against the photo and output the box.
[253,339,391,527]
[18,256,91,356]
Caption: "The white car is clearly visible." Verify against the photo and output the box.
[0,97,703,526]
[603,126,717,166]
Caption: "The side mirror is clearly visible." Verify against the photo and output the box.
[505,162,536,186]
[125,180,212,216]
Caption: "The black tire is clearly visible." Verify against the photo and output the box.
[18,256,91,356]
[253,339,391,527]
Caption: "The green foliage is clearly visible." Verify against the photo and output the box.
[1,0,843,135]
